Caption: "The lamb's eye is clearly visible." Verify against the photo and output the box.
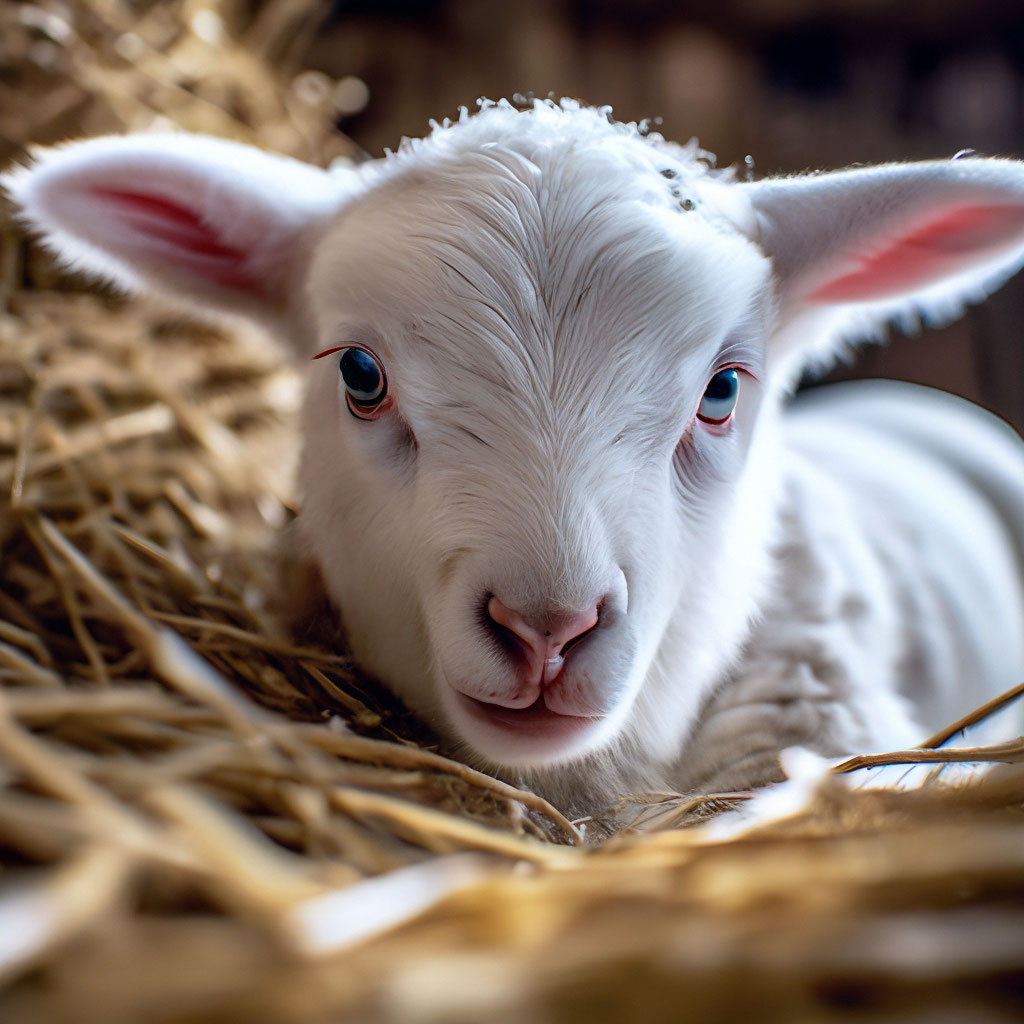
[697,368,740,424]
[312,343,392,420]
[339,347,387,411]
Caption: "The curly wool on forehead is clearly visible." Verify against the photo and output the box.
[333,97,744,299]
[367,98,721,205]
[400,98,707,161]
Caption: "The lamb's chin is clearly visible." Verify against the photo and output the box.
[446,691,613,768]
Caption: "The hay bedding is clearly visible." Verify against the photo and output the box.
[2,2,1024,1021]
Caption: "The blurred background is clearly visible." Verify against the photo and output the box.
[3,0,1024,428]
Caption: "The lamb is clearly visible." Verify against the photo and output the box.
[6,98,1024,812]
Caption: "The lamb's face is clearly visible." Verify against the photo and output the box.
[301,136,776,770]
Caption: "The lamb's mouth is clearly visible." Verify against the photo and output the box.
[454,691,602,739]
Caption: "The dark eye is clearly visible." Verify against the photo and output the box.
[339,347,388,415]
[697,368,740,424]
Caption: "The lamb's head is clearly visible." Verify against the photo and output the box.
[299,111,776,769]
[9,100,1024,786]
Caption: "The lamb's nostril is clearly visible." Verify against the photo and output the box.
[550,606,600,657]
[559,613,599,656]
[485,595,602,686]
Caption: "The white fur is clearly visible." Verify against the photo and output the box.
[6,99,1024,812]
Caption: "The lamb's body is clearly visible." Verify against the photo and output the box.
[675,381,1024,796]
[6,100,1024,813]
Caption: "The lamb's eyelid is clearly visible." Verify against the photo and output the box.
[312,345,347,361]
[312,342,389,366]
[712,335,763,380]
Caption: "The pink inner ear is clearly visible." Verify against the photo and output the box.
[809,203,1024,303]
[91,188,255,291]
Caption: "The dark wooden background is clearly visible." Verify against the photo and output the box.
[297,0,1024,432]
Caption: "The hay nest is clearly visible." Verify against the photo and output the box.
[2,2,1024,1021]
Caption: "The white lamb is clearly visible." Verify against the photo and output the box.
[6,99,1024,812]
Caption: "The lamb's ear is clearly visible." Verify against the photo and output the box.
[741,158,1024,370]
[2,133,355,328]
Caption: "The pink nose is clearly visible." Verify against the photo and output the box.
[486,596,600,687]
